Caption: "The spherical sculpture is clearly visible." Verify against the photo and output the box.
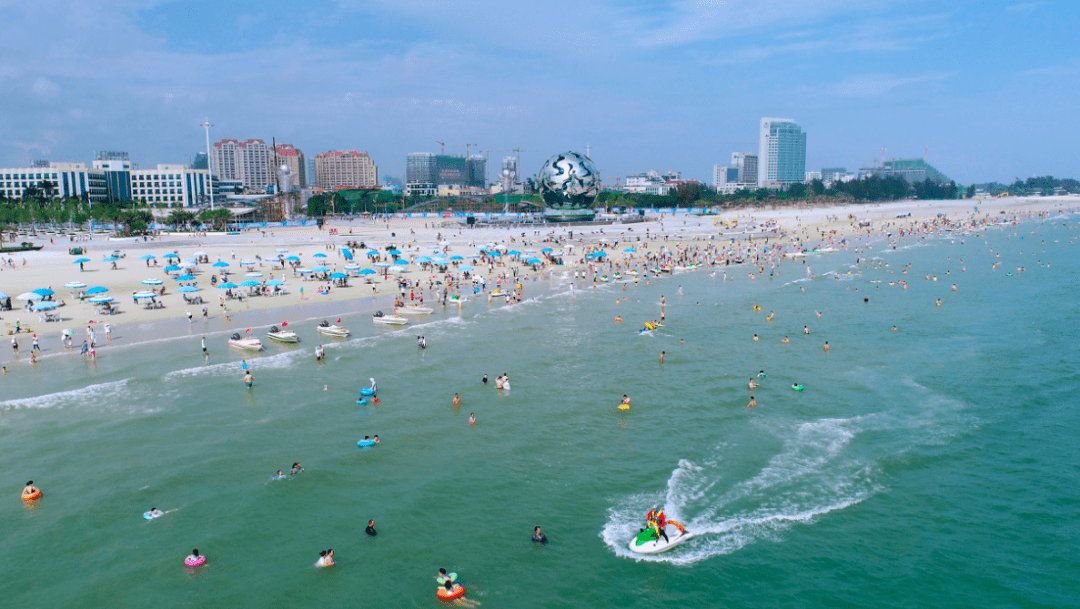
[538,151,599,222]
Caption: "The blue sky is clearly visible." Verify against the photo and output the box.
[1,0,1077,185]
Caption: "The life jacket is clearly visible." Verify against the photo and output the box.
[657,510,666,528]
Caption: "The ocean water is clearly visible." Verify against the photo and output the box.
[3,216,1079,608]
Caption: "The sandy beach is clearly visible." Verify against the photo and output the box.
[2,195,1075,347]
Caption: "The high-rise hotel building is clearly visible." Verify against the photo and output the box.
[314,150,378,190]
[758,118,806,186]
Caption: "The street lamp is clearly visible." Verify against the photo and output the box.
[200,120,215,210]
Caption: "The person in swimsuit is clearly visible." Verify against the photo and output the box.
[747,396,757,408]
[148,507,164,518]
[453,393,461,406]
[244,373,253,388]
[290,462,303,475]
[468,413,476,425]
[22,481,40,497]
[748,378,759,389]
[482,374,488,385]
[782,336,790,344]
[366,520,377,536]
[532,526,548,544]
[620,395,631,407]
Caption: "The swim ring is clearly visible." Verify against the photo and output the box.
[617,405,630,411]
[143,511,157,520]
[436,572,458,584]
[360,388,375,396]
[357,439,376,447]
[22,490,42,501]
[614,317,622,322]
[792,385,804,391]
[184,555,206,567]
[357,399,368,404]
[437,584,465,601]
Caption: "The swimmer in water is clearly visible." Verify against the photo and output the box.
[147,507,165,518]
[482,374,488,385]
[374,435,379,444]
[468,413,476,425]
[936,298,942,307]
[290,462,303,475]
[244,372,253,388]
[804,326,810,335]
[892,325,897,331]
[749,378,759,389]
[752,334,759,341]
[747,396,757,408]
[274,470,285,479]
[452,393,461,406]
[620,395,631,408]
[316,549,335,567]
[782,336,790,344]
[758,370,766,377]
[659,351,665,363]
[23,481,40,497]
[823,341,830,352]
[532,526,548,544]
[366,519,377,536]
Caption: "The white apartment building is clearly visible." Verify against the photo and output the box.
[0,162,108,201]
[211,138,274,190]
[129,164,211,207]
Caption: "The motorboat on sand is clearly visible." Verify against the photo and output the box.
[372,311,409,326]
[628,521,691,554]
[316,321,350,337]
[228,333,263,351]
[267,325,299,343]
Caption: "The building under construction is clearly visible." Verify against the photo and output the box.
[858,159,952,183]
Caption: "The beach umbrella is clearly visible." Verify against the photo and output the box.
[64,281,86,289]
[140,254,156,260]
[488,250,501,257]
[526,258,543,264]
[285,255,301,261]
[32,301,59,311]
[275,248,288,253]
[73,257,90,264]
[541,248,553,253]
[164,265,182,272]
[32,288,55,297]
[296,268,312,274]
[177,286,201,293]
[240,259,256,266]
[329,272,348,279]
[365,250,379,256]
[175,274,196,281]
[103,256,118,262]
[623,247,637,252]
[373,262,390,268]
[162,253,179,259]
[85,286,108,295]
[239,280,261,287]
[88,296,114,304]
[458,265,475,272]
[507,250,521,256]
[432,253,448,259]
[182,258,198,265]
[388,266,407,273]
[439,240,450,246]
[245,272,264,278]
[142,278,163,285]
[313,265,330,272]
[523,249,537,254]
[16,292,37,301]
[313,253,327,258]
[0,291,8,299]
[343,263,360,271]
[467,254,480,259]
[416,256,432,263]
[449,255,463,261]
[388,249,402,256]
[433,260,449,267]
[265,279,285,286]
[212,261,229,268]
[393,259,409,265]
[218,282,238,289]
[133,291,157,299]
[358,269,376,275]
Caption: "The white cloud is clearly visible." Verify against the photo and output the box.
[31,77,60,97]
[831,72,952,97]
[1005,2,1050,14]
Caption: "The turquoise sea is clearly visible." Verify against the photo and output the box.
[3,215,1078,608]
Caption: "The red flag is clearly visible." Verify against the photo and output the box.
[336,318,341,323]
[281,321,288,327]
[245,328,251,333]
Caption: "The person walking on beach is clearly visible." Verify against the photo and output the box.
[201,336,207,354]
[244,372,253,388]
[31,334,39,352]
[11,336,18,356]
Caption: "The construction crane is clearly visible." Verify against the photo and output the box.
[464,142,475,160]
[880,147,887,165]
[435,141,445,155]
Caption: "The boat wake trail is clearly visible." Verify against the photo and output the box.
[601,416,880,565]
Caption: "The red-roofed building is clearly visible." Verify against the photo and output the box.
[273,144,306,189]
[314,150,377,190]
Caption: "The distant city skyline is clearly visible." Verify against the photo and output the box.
[1,1,1076,185]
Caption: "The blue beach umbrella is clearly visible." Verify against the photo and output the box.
[541,248,553,253]
[458,265,475,272]
[623,247,637,252]
[526,258,543,264]
[265,279,285,286]
[133,291,157,299]
[275,248,288,254]
[140,254,156,260]
[33,288,55,296]
[329,272,348,279]
[245,272,264,278]
[313,265,330,272]
[218,282,238,289]
[175,274,196,281]
[103,256,118,262]
[313,253,327,258]
[388,249,402,256]
[240,259,257,266]
[392,259,409,265]
[212,261,229,268]
[297,268,312,273]
[162,252,179,259]
[88,295,114,304]
[365,250,379,256]
[373,262,390,268]
[358,269,376,275]
[142,278,163,285]
[285,255,301,261]
[343,264,360,271]
[177,286,201,293]
[450,255,464,261]
[73,258,90,264]
[507,250,521,256]
[0,291,9,299]
[32,301,59,311]
[85,286,108,295]
[416,256,432,263]
[64,281,86,289]
[239,280,261,287]
[164,265,182,272]
[488,250,501,257]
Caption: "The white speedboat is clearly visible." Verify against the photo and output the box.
[372,312,409,326]
[628,521,691,555]
[395,305,433,315]
[228,333,263,351]
[267,326,299,343]
[316,322,350,337]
